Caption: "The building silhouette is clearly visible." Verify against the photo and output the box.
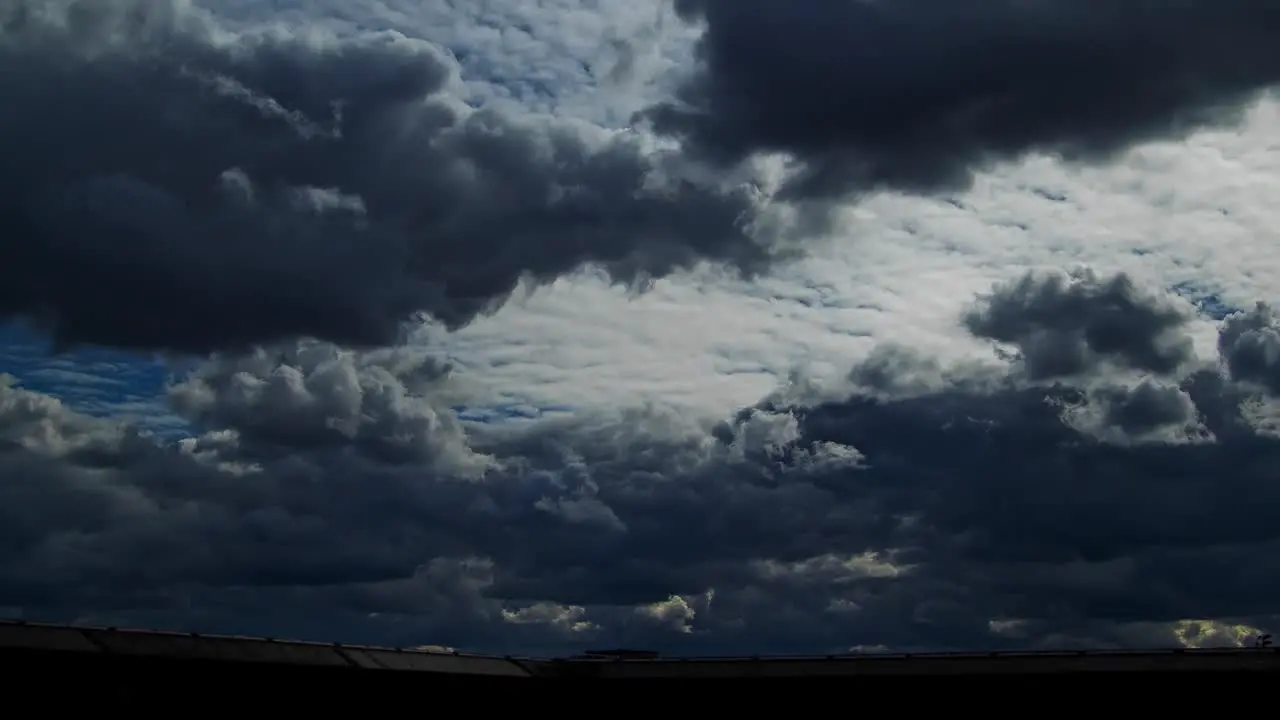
[3,619,1275,706]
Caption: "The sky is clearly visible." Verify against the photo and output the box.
[2,0,1280,656]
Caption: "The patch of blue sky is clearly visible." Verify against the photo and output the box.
[1170,282,1243,321]
[454,402,575,425]
[0,323,189,436]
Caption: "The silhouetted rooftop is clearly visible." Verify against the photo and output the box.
[4,618,1279,679]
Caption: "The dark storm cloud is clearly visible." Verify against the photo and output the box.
[963,269,1197,379]
[1218,302,1280,395]
[3,269,1278,654]
[646,0,1280,199]
[0,0,778,355]
[1089,380,1201,441]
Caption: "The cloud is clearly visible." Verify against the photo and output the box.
[1218,302,1280,395]
[168,341,493,473]
[6,0,1280,659]
[205,0,692,122]
[645,0,1280,200]
[417,91,1280,428]
[3,269,1278,654]
[0,0,781,355]
[963,269,1197,380]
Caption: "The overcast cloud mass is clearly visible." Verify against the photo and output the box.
[1,0,1280,656]
[651,0,1280,199]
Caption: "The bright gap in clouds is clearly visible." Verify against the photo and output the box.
[0,324,186,435]
[430,101,1280,422]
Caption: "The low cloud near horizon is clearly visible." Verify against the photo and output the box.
[2,0,1280,655]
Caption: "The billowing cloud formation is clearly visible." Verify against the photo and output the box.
[648,0,1280,199]
[168,342,488,472]
[3,269,1278,654]
[1219,303,1280,395]
[963,269,1196,380]
[0,0,777,354]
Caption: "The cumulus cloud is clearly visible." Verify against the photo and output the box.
[3,269,1279,654]
[168,341,490,473]
[964,269,1197,380]
[647,0,1280,200]
[0,0,781,355]
[1218,302,1280,395]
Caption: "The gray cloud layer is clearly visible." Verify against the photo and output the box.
[0,0,778,354]
[3,270,1278,654]
[9,0,1276,357]
[5,0,1279,656]
[647,0,1280,199]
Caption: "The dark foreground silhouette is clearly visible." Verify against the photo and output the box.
[3,620,1276,707]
